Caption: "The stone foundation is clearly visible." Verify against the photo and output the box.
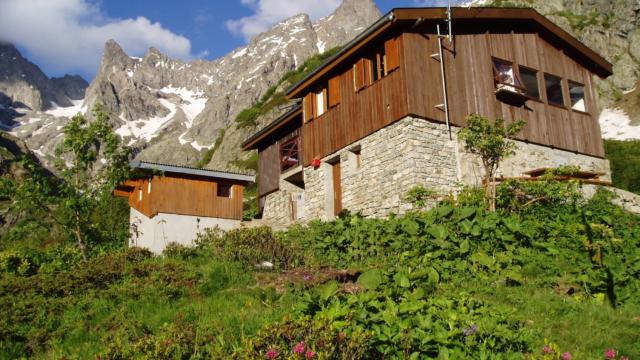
[263,115,612,224]
[261,178,304,227]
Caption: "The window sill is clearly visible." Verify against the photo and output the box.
[571,109,590,116]
[548,103,567,110]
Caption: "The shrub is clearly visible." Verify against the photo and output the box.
[199,227,302,270]
[235,107,261,128]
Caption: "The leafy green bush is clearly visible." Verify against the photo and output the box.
[198,226,302,270]
[236,107,262,129]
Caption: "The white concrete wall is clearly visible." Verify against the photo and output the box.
[129,208,241,254]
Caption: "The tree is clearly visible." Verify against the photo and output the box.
[458,114,525,212]
[54,105,131,261]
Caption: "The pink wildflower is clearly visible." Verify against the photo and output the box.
[561,352,572,360]
[604,349,617,359]
[293,341,305,355]
[305,350,316,359]
[266,349,279,359]
[543,345,554,354]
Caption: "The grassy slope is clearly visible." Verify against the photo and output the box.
[2,187,639,359]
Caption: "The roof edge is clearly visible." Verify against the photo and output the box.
[286,6,612,99]
[130,160,255,183]
[241,104,302,150]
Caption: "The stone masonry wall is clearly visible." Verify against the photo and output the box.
[302,115,612,222]
[304,116,459,220]
[262,177,304,227]
[457,140,612,186]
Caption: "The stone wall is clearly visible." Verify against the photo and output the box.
[304,116,459,220]
[301,115,612,222]
[262,178,305,227]
[457,139,612,186]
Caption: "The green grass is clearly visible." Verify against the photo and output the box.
[457,284,640,358]
[605,139,640,195]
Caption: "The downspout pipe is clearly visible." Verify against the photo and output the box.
[437,24,452,140]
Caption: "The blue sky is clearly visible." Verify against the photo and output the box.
[0,0,458,80]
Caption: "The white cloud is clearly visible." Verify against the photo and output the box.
[226,0,341,41]
[0,0,192,77]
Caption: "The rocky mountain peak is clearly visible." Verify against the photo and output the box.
[6,0,384,170]
[0,42,87,112]
[314,0,381,51]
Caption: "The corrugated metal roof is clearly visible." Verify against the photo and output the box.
[130,160,255,183]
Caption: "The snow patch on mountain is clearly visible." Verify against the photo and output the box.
[599,108,640,140]
[115,99,177,142]
[46,100,86,118]
[160,86,207,126]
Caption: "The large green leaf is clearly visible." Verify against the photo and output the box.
[357,269,384,290]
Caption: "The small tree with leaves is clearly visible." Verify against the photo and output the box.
[54,105,131,261]
[458,114,525,212]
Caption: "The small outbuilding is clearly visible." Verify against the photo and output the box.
[114,161,255,254]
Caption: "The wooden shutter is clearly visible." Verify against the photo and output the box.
[364,58,373,86]
[384,37,399,72]
[322,88,328,112]
[328,76,341,107]
[303,93,314,123]
[353,59,366,92]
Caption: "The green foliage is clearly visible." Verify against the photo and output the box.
[197,226,302,270]
[235,47,341,129]
[196,128,226,168]
[605,139,640,194]
[459,114,525,211]
[554,10,600,31]
[403,185,438,210]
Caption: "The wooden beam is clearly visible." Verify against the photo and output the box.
[113,189,131,198]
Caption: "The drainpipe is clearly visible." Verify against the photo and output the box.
[436,24,452,140]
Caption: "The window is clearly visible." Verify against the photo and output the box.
[147,178,152,193]
[568,81,586,112]
[279,137,300,172]
[519,67,540,99]
[217,184,232,198]
[315,89,326,117]
[492,58,523,93]
[348,146,362,171]
[544,74,565,107]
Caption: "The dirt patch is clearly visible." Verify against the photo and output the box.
[255,267,363,293]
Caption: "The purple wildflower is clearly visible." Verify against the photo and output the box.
[305,350,316,359]
[543,345,554,354]
[561,352,572,360]
[462,324,478,336]
[303,274,311,281]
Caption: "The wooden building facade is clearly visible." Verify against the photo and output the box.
[243,7,613,224]
[115,161,254,253]
[288,7,612,166]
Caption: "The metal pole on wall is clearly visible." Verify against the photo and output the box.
[437,24,452,140]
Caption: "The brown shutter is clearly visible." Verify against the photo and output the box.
[303,93,314,123]
[328,76,341,107]
[353,59,366,92]
[364,58,373,86]
[385,37,399,72]
[322,88,328,112]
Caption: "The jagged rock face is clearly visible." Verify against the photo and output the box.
[3,0,383,170]
[0,43,88,111]
[314,0,381,51]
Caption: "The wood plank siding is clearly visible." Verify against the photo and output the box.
[258,127,302,197]
[299,24,606,165]
[122,175,244,220]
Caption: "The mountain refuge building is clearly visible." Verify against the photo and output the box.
[242,7,613,227]
[114,161,254,254]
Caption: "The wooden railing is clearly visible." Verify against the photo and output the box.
[279,136,300,172]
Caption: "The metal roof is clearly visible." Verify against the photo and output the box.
[130,160,255,183]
